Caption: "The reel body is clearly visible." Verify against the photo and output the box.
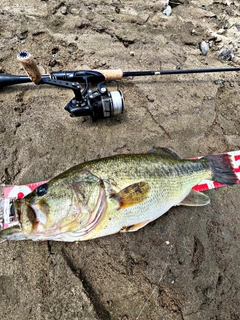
[48,70,124,120]
[43,78,125,121]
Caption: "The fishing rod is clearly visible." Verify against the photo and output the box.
[1,51,240,121]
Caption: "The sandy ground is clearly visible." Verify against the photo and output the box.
[0,1,240,319]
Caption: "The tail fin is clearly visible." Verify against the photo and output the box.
[204,154,238,185]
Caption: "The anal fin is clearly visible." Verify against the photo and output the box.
[120,220,150,232]
[180,190,210,206]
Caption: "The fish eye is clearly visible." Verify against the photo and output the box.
[36,183,48,196]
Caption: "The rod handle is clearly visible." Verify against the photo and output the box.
[95,69,123,80]
[17,51,42,84]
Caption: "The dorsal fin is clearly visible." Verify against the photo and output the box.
[147,147,181,159]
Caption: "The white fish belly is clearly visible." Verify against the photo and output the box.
[89,185,193,239]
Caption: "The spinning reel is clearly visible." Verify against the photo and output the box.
[41,73,124,121]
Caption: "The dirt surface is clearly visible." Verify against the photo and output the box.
[1,1,240,319]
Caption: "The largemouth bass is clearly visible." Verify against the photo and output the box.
[0,148,237,242]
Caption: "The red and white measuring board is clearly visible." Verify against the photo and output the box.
[0,150,240,231]
[0,181,48,231]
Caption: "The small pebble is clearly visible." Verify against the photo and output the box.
[51,47,59,55]
[223,23,229,29]
[209,40,214,48]
[147,95,154,102]
[218,48,234,61]
[130,51,135,56]
[217,28,225,35]
[60,6,67,15]
[199,41,209,56]
[215,79,225,85]
[49,59,58,67]
[163,5,172,16]
[165,240,170,245]
[115,6,120,14]
[236,24,240,31]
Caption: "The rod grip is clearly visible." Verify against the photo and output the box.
[17,51,42,84]
[95,69,123,80]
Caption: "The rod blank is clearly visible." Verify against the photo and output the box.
[123,67,240,78]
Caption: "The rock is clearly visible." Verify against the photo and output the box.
[199,41,209,56]
[218,48,234,61]
[60,6,68,15]
[163,5,172,16]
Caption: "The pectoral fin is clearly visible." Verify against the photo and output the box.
[180,190,210,206]
[120,220,150,232]
[112,181,150,209]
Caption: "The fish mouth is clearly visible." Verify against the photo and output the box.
[28,204,47,228]
[0,198,26,241]
[0,225,27,241]
[12,199,48,236]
